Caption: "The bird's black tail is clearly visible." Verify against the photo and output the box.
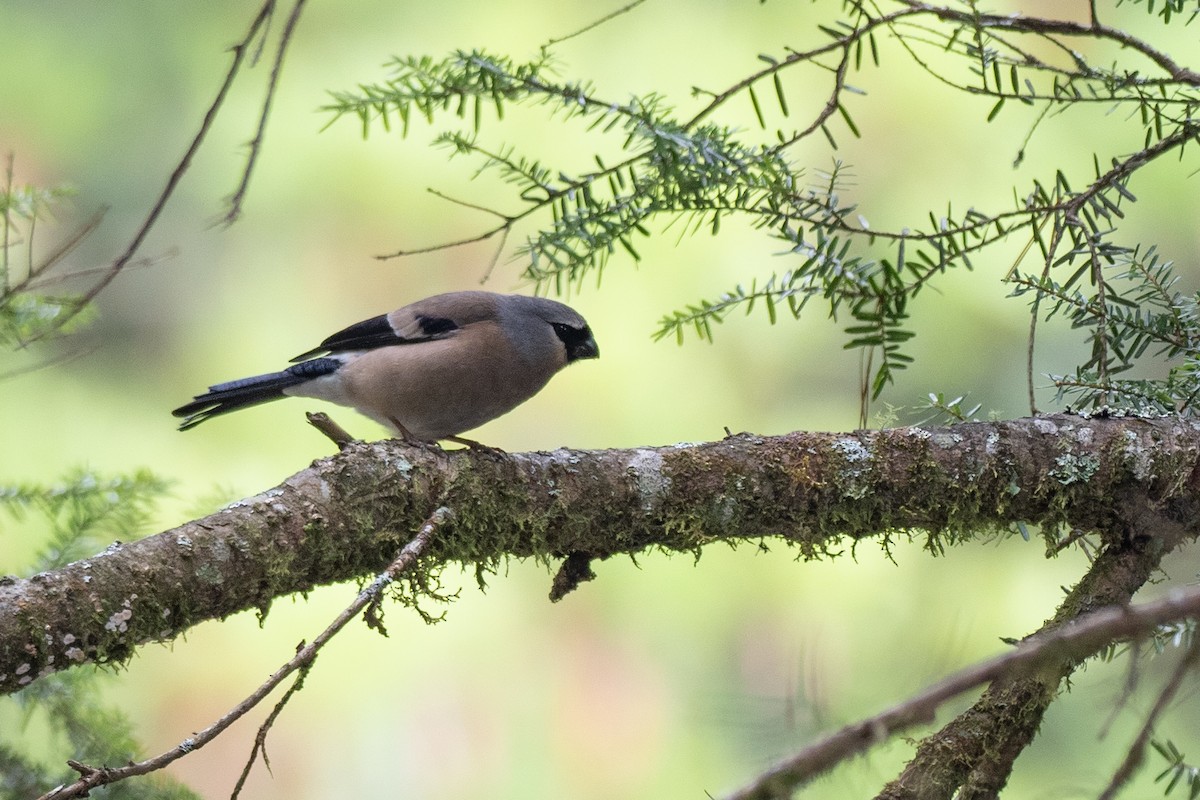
[173,358,340,430]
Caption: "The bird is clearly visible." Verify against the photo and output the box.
[172,291,599,445]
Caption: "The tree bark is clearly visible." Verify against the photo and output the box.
[3,414,1199,696]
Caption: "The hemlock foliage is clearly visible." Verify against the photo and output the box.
[326,0,1200,423]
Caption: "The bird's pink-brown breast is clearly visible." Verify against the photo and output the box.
[335,318,561,440]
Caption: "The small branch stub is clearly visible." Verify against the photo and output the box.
[549,551,597,601]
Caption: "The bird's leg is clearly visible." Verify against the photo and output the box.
[387,416,473,458]
[387,417,504,456]
[386,416,438,448]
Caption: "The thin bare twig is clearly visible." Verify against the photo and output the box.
[224,0,308,225]
[230,655,309,799]
[542,0,647,48]
[35,0,279,340]
[375,223,506,260]
[2,153,13,290]
[21,250,171,292]
[38,507,450,800]
[305,410,357,450]
[1024,211,1067,414]
[5,210,106,298]
[374,187,516,265]
[1,156,108,307]
[473,225,511,285]
[1096,638,1200,800]
[0,346,93,384]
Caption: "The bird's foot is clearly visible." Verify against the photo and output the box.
[443,435,506,457]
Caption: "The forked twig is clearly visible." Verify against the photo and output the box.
[224,0,309,224]
[38,507,451,800]
[36,0,279,340]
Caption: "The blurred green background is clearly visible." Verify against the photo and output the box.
[3,1,1200,797]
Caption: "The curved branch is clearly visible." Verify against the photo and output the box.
[3,414,1200,696]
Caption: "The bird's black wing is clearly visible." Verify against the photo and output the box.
[289,313,459,362]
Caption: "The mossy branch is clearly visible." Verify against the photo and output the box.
[4,413,1200,696]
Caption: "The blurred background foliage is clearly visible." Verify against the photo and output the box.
[1,1,1199,797]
